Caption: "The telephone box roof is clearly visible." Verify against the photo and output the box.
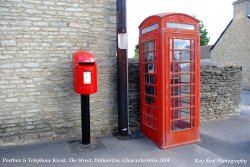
[139,12,200,28]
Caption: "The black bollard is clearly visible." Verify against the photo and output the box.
[81,95,90,144]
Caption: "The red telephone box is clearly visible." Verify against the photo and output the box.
[139,13,200,148]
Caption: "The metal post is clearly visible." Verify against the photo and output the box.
[81,95,90,144]
[116,0,129,136]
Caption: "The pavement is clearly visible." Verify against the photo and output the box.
[0,91,250,167]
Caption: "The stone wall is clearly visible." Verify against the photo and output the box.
[0,0,117,147]
[128,59,140,131]
[200,66,242,120]
[128,59,242,130]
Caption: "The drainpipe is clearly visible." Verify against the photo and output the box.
[116,0,129,136]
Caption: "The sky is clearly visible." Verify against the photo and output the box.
[127,0,235,58]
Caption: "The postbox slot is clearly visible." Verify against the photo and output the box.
[78,62,95,65]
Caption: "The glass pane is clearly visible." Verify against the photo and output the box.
[145,105,155,117]
[145,75,154,84]
[170,74,194,84]
[171,108,191,119]
[144,41,155,52]
[167,22,195,30]
[170,50,173,62]
[146,96,154,104]
[171,85,195,96]
[192,118,195,128]
[170,39,173,49]
[191,40,195,49]
[145,85,154,95]
[174,39,190,49]
[174,51,190,61]
[180,74,194,83]
[145,63,154,73]
[170,74,195,84]
[144,52,155,62]
[172,119,191,130]
[170,62,194,73]
[191,51,195,61]
[145,116,156,129]
[171,97,191,107]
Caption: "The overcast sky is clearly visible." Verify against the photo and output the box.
[127,0,235,57]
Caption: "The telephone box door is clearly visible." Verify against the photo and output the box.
[165,33,200,147]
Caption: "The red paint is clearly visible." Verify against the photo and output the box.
[139,13,200,148]
[72,51,97,95]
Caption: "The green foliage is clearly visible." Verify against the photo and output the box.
[134,43,139,59]
[199,20,210,46]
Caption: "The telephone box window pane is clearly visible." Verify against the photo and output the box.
[146,96,154,104]
[145,75,154,84]
[171,97,191,107]
[145,63,154,73]
[145,105,154,117]
[145,85,154,95]
[191,51,195,61]
[174,51,190,61]
[145,115,156,129]
[170,50,173,62]
[192,118,195,128]
[144,41,155,52]
[172,119,191,130]
[171,108,191,119]
[171,74,195,84]
[174,51,191,61]
[174,39,190,49]
[167,22,195,30]
[171,62,194,73]
[181,74,195,84]
[191,40,195,49]
[170,39,173,49]
[171,85,195,96]
[144,52,155,62]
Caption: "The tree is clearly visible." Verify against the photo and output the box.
[134,44,139,59]
[199,20,210,46]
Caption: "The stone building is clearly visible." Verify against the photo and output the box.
[0,0,117,146]
[211,0,250,89]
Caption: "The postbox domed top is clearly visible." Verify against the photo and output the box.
[73,51,96,63]
[139,12,199,29]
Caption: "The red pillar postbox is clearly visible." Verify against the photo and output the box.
[139,13,200,148]
[72,51,98,145]
[73,51,97,95]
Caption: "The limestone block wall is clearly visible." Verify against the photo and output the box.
[0,0,117,147]
[128,59,242,130]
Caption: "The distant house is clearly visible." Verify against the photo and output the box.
[210,0,250,89]
[200,45,212,59]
